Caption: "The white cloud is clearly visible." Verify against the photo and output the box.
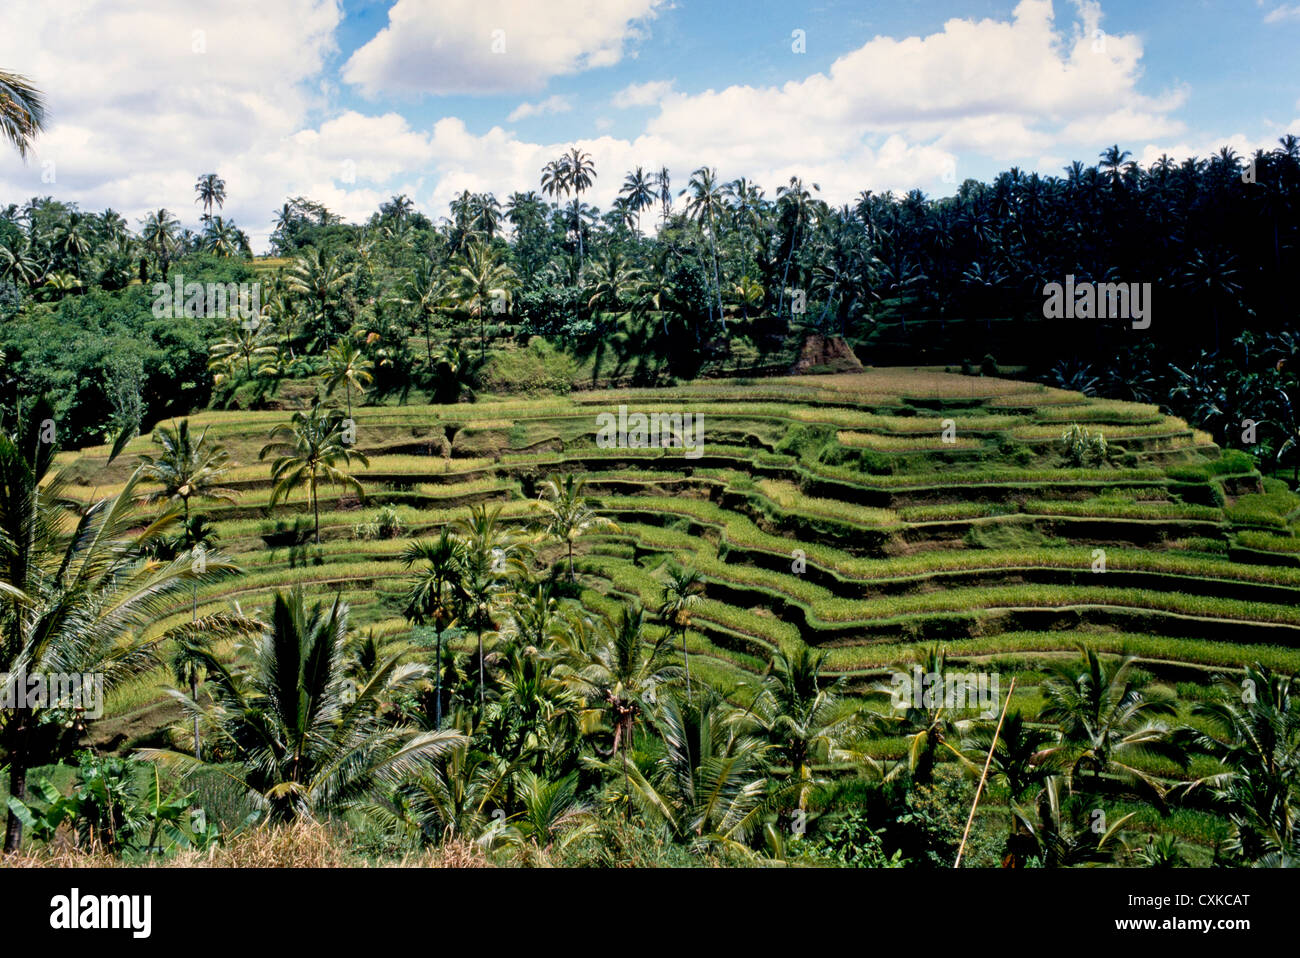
[0,0,342,249]
[1264,4,1300,23]
[612,79,675,108]
[342,0,664,97]
[507,95,573,122]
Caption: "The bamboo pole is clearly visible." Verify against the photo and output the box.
[954,676,1016,868]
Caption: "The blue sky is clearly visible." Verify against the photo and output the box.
[2,0,1297,250]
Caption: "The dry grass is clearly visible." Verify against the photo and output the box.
[1,822,495,869]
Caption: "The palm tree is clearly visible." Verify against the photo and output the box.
[1181,664,1300,864]
[0,70,46,159]
[585,249,644,316]
[565,604,679,760]
[259,405,370,544]
[739,648,858,809]
[402,530,466,728]
[1007,775,1133,867]
[657,565,704,701]
[867,646,979,784]
[137,419,236,544]
[139,209,180,280]
[455,240,516,362]
[619,167,656,237]
[654,166,672,227]
[194,173,227,224]
[397,260,455,363]
[962,710,1059,802]
[682,166,727,328]
[141,590,466,823]
[207,319,276,384]
[323,339,373,420]
[531,474,618,583]
[608,690,769,850]
[1040,647,1186,799]
[287,247,354,349]
[0,424,243,852]
[455,503,527,713]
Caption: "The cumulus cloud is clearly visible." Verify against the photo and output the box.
[612,80,675,108]
[341,0,664,97]
[2,0,1288,252]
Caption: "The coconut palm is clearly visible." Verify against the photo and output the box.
[1040,647,1186,800]
[867,646,981,784]
[259,405,370,544]
[565,604,679,758]
[402,530,466,728]
[619,167,656,237]
[139,209,180,280]
[322,339,373,420]
[141,590,466,823]
[1180,664,1300,864]
[0,423,243,852]
[136,419,236,544]
[531,474,618,582]
[738,648,859,810]
[397,260,455,363]
[194,173,227,224]
[0,70,46,159]
[455,503,528,713]
[455,240,516,362]
[207,319,277,384]
[605,690,770,851]
[681,166,727,328]
[657,565,704,701]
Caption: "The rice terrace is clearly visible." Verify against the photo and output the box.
[1,0,1299,891]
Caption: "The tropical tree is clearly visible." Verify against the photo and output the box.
[1040,647,1186,799]
[0,424,241,852]
[531,473,618,582]
[739,648,859,809]
[142,590,466,823]
[323,339,374,419]
[259,405,370,544]
[194,173,227,224]
[657,565,704,701]
[0,70,46,158]
[619,167,656,237]
[136,419,236,544]
[207,318,277,384]
[139,209,180,279]
[455,503,528,712]
[455,240,516,361]
[402,530,466,728]
[1181,664,1300,864]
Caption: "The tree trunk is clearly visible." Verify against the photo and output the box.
[568,540,575,582]
[3,725,28,853]
[191,674,201,760]
[434,628,444,728]
[477,627,485,713]
[312,482,321,544]
[681,631,691,701]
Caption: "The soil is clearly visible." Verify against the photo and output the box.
[787,334,864,374]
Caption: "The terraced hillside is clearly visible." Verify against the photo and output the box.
[61,367,1300,753]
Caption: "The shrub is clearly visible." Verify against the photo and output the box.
[1060,423,1109,467]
